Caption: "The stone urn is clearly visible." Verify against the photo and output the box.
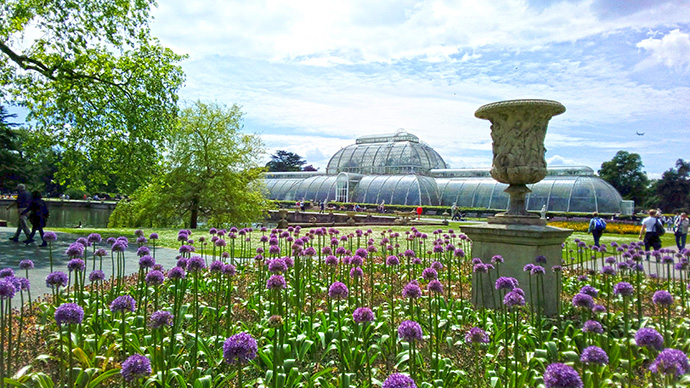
[277,209,289,229]
[474,99,565,225]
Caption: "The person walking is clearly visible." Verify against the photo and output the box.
[6,184,31,242]
[674,212,689,252]
[22,191,49,247]
[587,212,607,247]
[638,209,663,253]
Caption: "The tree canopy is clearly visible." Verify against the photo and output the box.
[0,0,186,193]
[266,150,307,172]
[598,151,649,206]
[109,101,267,228]
[649,159,690,212]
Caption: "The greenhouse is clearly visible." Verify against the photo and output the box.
[264,130,633,214]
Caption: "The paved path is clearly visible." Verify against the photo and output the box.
[0,227,181,296]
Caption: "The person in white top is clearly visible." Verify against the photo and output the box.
[638,209,662,252]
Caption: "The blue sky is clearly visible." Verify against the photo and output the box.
[105,1,690,176]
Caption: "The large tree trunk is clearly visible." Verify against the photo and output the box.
[190,197,199,229]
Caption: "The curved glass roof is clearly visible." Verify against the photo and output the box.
[350,175,440,206]
[326,130,447,175]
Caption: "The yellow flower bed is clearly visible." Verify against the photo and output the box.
[548,221,640,235]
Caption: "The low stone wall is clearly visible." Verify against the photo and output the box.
[266,210,447,227]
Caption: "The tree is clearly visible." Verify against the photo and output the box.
[109,101,266,228]
[266,150,307,172]
[598,151,649,205]
[0,0,186,193]
[651,159,690,212]
[0,106,24,191]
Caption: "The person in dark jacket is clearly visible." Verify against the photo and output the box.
[22,191,49,247]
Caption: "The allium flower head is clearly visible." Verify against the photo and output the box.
[328,281,348,299]
[149,233,159,240]
[398,320,423,342]
[582,320,604,334]
[465,327,490,344]
[54,303,84,325]
[145,270,165,286]
[266,274,287,290]
[353,307,375,324]
[223,332,258,365]
[579,285,598,298]
[19,260,34,270]
[431,261,443,271]
[503,290,526,308]
[46,271,68,289]
[110,295,136,313]
[572,293,594,309]
[613,282,634,297]
[325,255,338,267]
[422,267,438,281]
[186,256,205,272]
[428,279,443,294]
[168,266,185,280]
[94,248,107,257]
[0,278,16,299]
[350,267,364,278]
[148,310,173,329]
[491,255,504,263]
[382,373,417,388]
[43,232,57,242]
[65,243,84,257]
[111,242,125,252]
[543,363,583,388]
[89,270,105,282]
[523,263,534,272]
[650,348,690,378]
[581,346,608,365]
[403,281,422,299]
[473,263,487,273]
[139,255,155,269]
[121,354,151,382]
[0,268,14,278]
[268,258,287,273]
[531,265,545,275]
[592,304,607,313]
[67,258,85,272]
[222,264,236,276]
[209,260,224,272]
[535,255,547,264]
[495,277,518,291]
[635,327,664,350]
[136,246,150,257]
[652,290,674,306]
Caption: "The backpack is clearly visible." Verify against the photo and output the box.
[655,219,666,236]
[592,218,606,232]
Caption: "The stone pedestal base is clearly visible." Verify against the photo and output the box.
[462,223,572,316]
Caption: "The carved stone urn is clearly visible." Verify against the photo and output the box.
[475,99,565,225]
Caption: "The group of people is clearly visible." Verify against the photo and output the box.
[6,184,50,247]
[588,209,689,252]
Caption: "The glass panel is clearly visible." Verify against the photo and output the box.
[473,180,495,208]
[569,177,597,213]
[489,182,509,210]
[593,179,623,213]
[526,181,550,211]
[457,181,479,207]
[547,179,572,212]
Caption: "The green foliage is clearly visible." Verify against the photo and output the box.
[598,151,649,205]
[266,150,307,172]
[649,159,690,212]
[109,101,268,228]
[0,0,186,194]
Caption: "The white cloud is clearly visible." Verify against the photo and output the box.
[636,29,690,70]
[547,154,580,166]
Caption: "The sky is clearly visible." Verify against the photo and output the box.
[152,1,686,177]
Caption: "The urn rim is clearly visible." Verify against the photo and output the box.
[475,99,566,119]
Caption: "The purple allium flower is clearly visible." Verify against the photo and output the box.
[76,237,89,247]
[148,310,174,329]
[473,264,487,273]
[222,264,236,276]
[303,246,317,256]
[65,243,84,257]
[350,255,363,267]
[89,270,105,282]
[43,231,57,242]
[404,249,415,258]
[503,290,526,308]
[145,270,165,286]
[136,236,147,244]
[0,278,16,299]
[106,237,116,246]
[266,275,287,290]
[168,266,185,280]
[523,263,534,272]
[325,255,338,267]
[67,258,85,272]
[353,307,375,324]
[136,246,150,257]
[572,293,595,309]
[613,282,634,297]
[268,258,287,273]
[350,267,364,278]
[471,258,482,265]
[110,295,136,313]
[111,242,125,253]
[454,248,465,258]
[54,303,84,326]
[535,255,547,264]
[209,260,224,273]
[581,346,609,365]
[531,265,545,275]
[601,266,616,276]
[178,245,192,254]
[121,354,151,382]
[491,255,504,263]
[650,348,690,377]
[134,229,144,237]
[139,255,155,269]
[268,245,281,255]
[149,233,159,240]
[422,267,438,281]
[605,256,617,265]
[398,320,423,342]
[412,257,422,265]
[403,281,422,299]
[186,256,205,272]
[428,279,443,294]
[579,285,598,298]
[465,327,490,344]
[431,261,443,271]
[19,260,34,270]
[582,320,604,334]
[84,233,101,245]
[0,268,14,278]
[46,271,68,288]
[223,332,258,365]
[94,248,107,257]
[635,327,664,351]
[543,363,583,388]
[328,281,348,300]
[382,373,417,388]
[592,304,606,313]
[495,277,518,291]
[652,290,674,306]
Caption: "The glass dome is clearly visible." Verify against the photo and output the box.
[326,130,447,175]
